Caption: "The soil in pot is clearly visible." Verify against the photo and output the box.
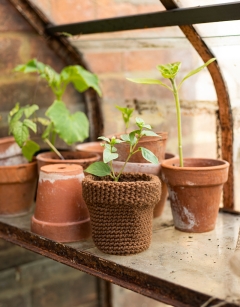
[32,164,91,242]
[82,173,161,255]
[0,159,38,216]
[36,150,100,172]
[115,132,168,163]
[161,158,229,233]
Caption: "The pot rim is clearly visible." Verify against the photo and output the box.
[0,158,37,170]
[36,150,100,163]
[161,157,229,171]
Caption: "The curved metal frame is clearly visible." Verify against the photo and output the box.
[160,0,234,210]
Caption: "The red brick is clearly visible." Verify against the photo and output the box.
[0,0,32,31]
[84,52,123,74]
[50,0,96,24]
[0,36,24,73]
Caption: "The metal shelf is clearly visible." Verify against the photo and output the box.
[0,203,239,307]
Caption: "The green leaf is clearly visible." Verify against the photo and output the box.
[103,149,118,163]
[98,136,110,143]
[46,100,89,145]
[126,78,172,91]
[135,117,145,127]
[22,140,40,162]
[120,134,130,142]
[157,62,181,79]
[178,58,216,90]
[9,103,20,118]
[14,59,39,73]
[60,65,102,96]
[142,124,152,130]
[85,162,111,176]
[12,121,29,147]
[140,147,159,164]
[42,123,53,140]
[24,104,39,118]
[142,130,160,137]
[23,119,37,133]
[37,117,51,126]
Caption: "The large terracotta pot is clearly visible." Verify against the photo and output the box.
[115,132,168,163]
[36,150,100,172]
[112,152,176,218]
[161,158,229,233]
[82,173,161,255]
[76,142,103,160]
[0,160,38,216]
[32,164,91,242]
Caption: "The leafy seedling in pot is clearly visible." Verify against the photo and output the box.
[115,105,134,133]
[12,59,102,160]
[85,117,159,182]
[127,58,216,167]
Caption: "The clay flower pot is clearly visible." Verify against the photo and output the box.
[32,164,91,242]
[76,142,104,160]
[161,158,229,233]
[82,173,161,255]
[115,132,168,163]
[112,152,176,218]
[0,160,38,216]
[36,150,100,172]
[0,136,23,166]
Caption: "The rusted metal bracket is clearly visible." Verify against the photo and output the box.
[160,0,234,210]
[7,0,104,141]
[0,220,238,307]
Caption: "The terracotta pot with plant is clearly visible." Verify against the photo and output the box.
[13,59,102,170]
[83,118,161,255]
[127,59,229,233]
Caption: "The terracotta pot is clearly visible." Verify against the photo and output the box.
[36,150,100,172]
[0,160,38,216]
[161,158,229,233]
[32,164,91,242]
[82,173,161,255]
[0,136,24,166]
[115,132,168,163]
[112,152,176,218]
[76,142,103,160]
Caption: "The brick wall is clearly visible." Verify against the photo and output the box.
[30,0,219,159]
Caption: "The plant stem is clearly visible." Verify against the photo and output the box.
[171,78,184,167]
[44,138,65,160]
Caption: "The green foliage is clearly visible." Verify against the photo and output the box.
[127,58,216,167]
[85,118,159,181]
[45,100,89,145]
[8,103,40,161]
[115,105,134,133]
[15,59,102,99]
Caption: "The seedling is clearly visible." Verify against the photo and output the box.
[15,59,102,99]
[11,59,102,161]
[127,58,216,167]
[85,117,159,182]
[115,105,134,133]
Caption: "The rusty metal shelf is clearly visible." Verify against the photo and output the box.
[0,203,239,307]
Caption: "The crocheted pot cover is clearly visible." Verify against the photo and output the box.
[82,173,161,255]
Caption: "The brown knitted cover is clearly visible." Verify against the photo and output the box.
[82,173,161,255]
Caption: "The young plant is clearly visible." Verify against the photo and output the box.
[8,101,89,161]
[14,59,102,99]
[115,105,134,133]
[85,117,159,182]
[127,58,216,167]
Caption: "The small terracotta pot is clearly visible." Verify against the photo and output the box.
[0,160,38,216]
[82,173,161,255]
[115,132,168,163]
[36,150,100,173]
[0,136,24,166]
[161,158,229,233]
[32,164,91,242]
[76,142,104,160]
